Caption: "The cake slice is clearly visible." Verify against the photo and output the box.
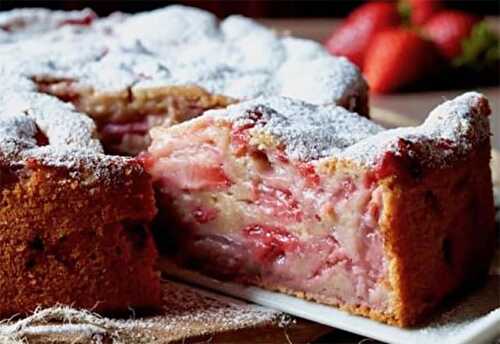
[143,93,496,326]
[0,78,162,317]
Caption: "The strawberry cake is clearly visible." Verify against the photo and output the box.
[144,92,496,326]
[0,6,368,155]
[0,75,161,317]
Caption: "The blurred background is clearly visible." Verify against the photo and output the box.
[1,1,499,17]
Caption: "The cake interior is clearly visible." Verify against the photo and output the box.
[144,114,394,315]
[36,80,234,155]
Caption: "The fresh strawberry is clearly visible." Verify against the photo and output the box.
[398,0,442,25]
[364,28,437,93]
[423,10,480,60]
[325,2,400,68]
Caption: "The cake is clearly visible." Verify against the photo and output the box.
[0,5,495,328]
[0,5,368,318]
[143,92,496,326]
[0,5,368,155]
[0,75,162,317]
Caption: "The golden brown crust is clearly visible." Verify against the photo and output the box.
[380,142,496,326]
[0,158,162,317]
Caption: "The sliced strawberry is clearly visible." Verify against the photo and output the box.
[59,11,97,27]
[137,152,155,170]
[275,149,289,164]
[296,162,320,187]
[243,225,299,264]
[157,161,231,191]
[423,10,480,61]
[147,121,232,191]
[364,28,438,93]
[325,2,401,68]
[231,125,252,156]
[230,111,264,156]
[253,183,303,222]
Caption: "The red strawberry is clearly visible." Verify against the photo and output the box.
[364,28,437,93]
[243,225,299,264]
[399,0,442,25]
[423,10,480,60]
[325,2,400,68]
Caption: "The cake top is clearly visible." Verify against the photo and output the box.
[0,75,140,180]
[211,96,384,161]
[0,6,366,108]
[208,93,490,169]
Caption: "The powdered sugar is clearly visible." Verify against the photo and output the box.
[210,96,383,161]
[0,73,140,181]
[209,93,490,167]
[340,92,491,167]
[0,5,367,110]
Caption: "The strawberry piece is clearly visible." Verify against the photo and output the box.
[230,111,264,156]
[167,164,231,191]
[399,0,442,25]
[363,28,437,93]
[325,2,400,68]
[254,183,303,222]
[423,10,480,60]
[59,11,97,27]
[243,225,299,264]
[296,162,320,187]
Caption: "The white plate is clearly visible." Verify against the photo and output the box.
[164,266,499,344]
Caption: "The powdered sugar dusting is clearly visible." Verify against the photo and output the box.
[208,93,490,168]
[0,5,367,110]
[210,96,383,161]
[340,92,491,167]
[0,73,140,180]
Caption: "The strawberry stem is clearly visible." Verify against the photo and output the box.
[453,21,500,70]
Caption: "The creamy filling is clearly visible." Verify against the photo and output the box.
[145,116,391,311]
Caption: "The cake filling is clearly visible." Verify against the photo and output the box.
[144,115,392,312]
[36,80,234,155]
